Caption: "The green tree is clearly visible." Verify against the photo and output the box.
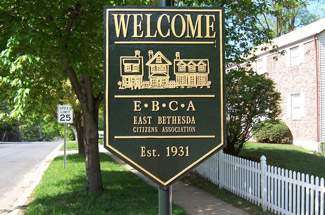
[0,0,152,192]
[0,0,106,192]
[0,46,66,140]
[224,69,281,155]
[260,0,320,37]
[179,0,274,63]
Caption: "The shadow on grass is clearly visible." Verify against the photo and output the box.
[26,154,184,215]
[240,144,325,178]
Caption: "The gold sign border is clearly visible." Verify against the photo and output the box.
[105,8,224,186]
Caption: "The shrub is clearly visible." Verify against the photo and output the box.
[253,120,292,144]
[19,118,72,141]
[225,69,281,155]
[20,123,43,141]
[0,122,21,141]
[321,142,325,155]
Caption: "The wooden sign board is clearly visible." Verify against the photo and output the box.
[104,7,224,187]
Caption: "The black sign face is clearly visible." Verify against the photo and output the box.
[104,7,224,187]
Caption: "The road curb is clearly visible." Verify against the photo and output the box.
[3,141,63,215]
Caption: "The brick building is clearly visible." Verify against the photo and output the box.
[251,18,325,151]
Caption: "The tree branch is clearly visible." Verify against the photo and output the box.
[262,13,271,30]
[65,66,85,105]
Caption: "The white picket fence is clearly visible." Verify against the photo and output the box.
[196,151,325,215]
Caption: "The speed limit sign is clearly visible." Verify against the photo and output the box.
[57,104,73,124]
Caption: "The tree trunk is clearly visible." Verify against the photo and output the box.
[66,68,103,193]
[76,125,85,156]
[224,137,240,156]
[223,143,236,155]
[83,106,102,192]
[74,110,85,156]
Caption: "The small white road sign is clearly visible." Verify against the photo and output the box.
[57,104,73,124]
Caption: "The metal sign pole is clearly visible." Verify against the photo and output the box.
[159,186,172,215]
[156,0,173,213]
[64,123,67,168]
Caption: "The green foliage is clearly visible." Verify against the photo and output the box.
[25,153,185,215]
[41,121,63,141]
[178,0,273,63]
[225,69,281,155]
[0,121,20,141]
[20,123,43,141]
[0,1,278,132]
[253,120,293,144]
[60,141,79,151]
[260,0,319,37]
[18,115,74,141]
[58,125,75,141]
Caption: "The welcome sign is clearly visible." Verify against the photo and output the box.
[104,7,224,187]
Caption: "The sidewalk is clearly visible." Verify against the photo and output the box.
[173,182,249,215]
[99,146,249,215]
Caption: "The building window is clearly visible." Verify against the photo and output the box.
[158,64,166,71]
[156,56,162,63]
[132,64,139,72]
[290,93,304,120]
[198,64,206,72]
[180,76,187,85]
[151,65,157,72]
[125,64,131,72]
[197,75,207,84]
[123,77,130,85]
[188,64,196,72]
[290,45,302,66]
[189,75,195,85]
[178,65,186,72]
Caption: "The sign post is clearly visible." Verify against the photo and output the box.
[104,6,224,214]
[57,104,74,168]
[154,1,174,214]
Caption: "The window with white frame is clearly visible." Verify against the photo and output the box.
[290,45,302,66]
[290,93,304,120]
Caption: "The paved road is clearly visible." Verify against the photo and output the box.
[0,141,60,211]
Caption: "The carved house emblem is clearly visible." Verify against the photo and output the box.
[118,50,211,90]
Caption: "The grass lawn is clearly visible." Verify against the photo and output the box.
[240,142,325,178]
[61,140,104,151]
[182,173,272,215]
[26,153,185,215]
[60,140,78,151]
